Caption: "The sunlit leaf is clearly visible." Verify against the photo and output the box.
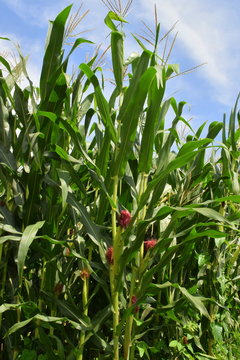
[18,221,45,286]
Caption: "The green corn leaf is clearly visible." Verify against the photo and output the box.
[14,84,29,127]
[66,37,94,60]
[18,221,45,286]
[154,243,181,270]
[149,282,173,290]
[35,313,90,329]
[0,235,21,244]
[138,74,165,173]
[116,221,147,289]
[178,286,211,320]
[0,302,25,314]
[228,93,240,150]
[155,124,179,175]
[113,65,156,177]
[37,111,57,122]
[88,167,115,208]
[155,99,187,174]
[35,235,66,245]
[0,224,21,234]
[4,313,90,338]
[232,171,240,195]
[221,144,231,181]
[23,170,42,226]
[137,150,199,219]
[58,118,96,168]
[38,327,61,360]
[111,31,124,91]
[96,129,111,177]
[154,98,172,152]
[211,323,223,343]
[58,169,69,209]
[212,195,240,203]
[117,50,150,119]
[0,96,9,146]
[167,63,180,76]
[79,63,117,143]
[78,93,94,122]
[41,290,91,326]
[55,144,82,164]
[193,207,233,226]
[0,141,17,171]
[177,138,212,157]
[0,55,12,74]
[67,193,102,247]
[40,5,72,101]
[189,130,216,182]
[195,121,207,138]
[132,34,148,52]
[184,229,228,241]
[4,317,34,337]
[104,11,127,31]
[207,121,223,140]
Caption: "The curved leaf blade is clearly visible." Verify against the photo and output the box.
[40,5,72,101]
[18,221,45,286]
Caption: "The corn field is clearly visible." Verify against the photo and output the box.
[0,3,240,360]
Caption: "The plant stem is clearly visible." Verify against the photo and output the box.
[50,306,56,336]
[138,173,148,265]
[0,244,6,329]
[78,277,89,360]
[124,172,148,359]
[111,175,120,360]
[112,176,118,239]
[112,227,122,360]
[113,290,119,360]
[35,260,46,339]
[78,247,92,359]
[123,270,137,360]
[0,243,8,355]
[129,320,137,360]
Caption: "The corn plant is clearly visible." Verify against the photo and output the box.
[0,3,240,360]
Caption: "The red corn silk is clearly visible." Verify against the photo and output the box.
[106,247,114,265]
[80,269,90,280]
[131,295,139,313]
[144,239,157,252]
[118,209,131,228]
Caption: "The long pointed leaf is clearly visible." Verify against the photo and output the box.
[79,63,117,143]
[18,221,45,286]
[40,5,72,101]
[113,66,156,177]
[111,31,124,91]
[67,193,102,247]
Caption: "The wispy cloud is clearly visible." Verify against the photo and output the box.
[137,0,240,105]
[1,0,239,111]
[1,0,72,27]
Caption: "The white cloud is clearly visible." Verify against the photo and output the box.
[1,0,239,110]
[1,0,72,27]
[136,0,240,105]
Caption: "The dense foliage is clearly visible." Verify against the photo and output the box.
[0,4,240,360]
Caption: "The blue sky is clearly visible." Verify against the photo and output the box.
[0,0,240,136]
